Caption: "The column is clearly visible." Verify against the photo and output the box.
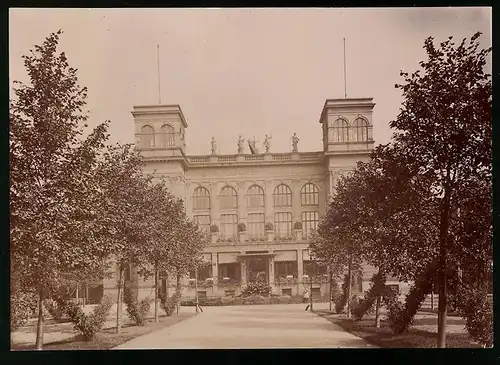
[269,254,275,291]
[297,249,304,292]
[265,180,273,223]
[210,183,220,228]
[240,256,247,286]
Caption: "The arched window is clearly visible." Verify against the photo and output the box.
[352,117,368,142]
[247,185,264,208]
[273,184,292,207]
[220,186,238,210]
[193,187,210,210]
[141,125,155,148]
[160,124,175,147]
[301,183,319,206]
[328,118,348,143]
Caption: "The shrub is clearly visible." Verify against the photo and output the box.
[455,285,493,347]
[386,267,434,334]
[243,295,266,305]
[159,291,181,316]
[44,298,65,320]
[60,295,113,341]
[10,288,38,330]
[123,285,150,326]
[352,272,386,321]
[241,282,272,297]
[335,274,349,314]
[265,222,274,230]
[210,224,219,233]
[293,221,302,230]
[238,223,246,232]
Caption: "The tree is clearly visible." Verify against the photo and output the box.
[139,181,185,322]
[94,143,152,333]
[391,32,491,347]
[10,30,113,349]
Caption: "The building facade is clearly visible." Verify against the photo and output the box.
[106,96,408,303]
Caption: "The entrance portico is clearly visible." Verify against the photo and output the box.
[238,252,275,285]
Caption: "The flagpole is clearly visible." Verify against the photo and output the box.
[343,38,347,99]
[157,44,161,104]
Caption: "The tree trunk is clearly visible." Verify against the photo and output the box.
[116,266,124,334]
[176,273,181,315]
[375,295,382,328]
[154,269,159,323]
[374,267,384,328]
[329,270,333,313]
[437,186,451,348]
[346,259,352,319]
[35,286,45,350]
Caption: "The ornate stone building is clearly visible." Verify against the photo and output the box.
[108,97,404,302]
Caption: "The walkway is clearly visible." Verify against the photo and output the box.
[114,303,377,349]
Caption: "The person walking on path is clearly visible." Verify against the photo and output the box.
[303,289,311,311]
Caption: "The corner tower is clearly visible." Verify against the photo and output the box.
[318,98,376,199]
[131,104,188,202]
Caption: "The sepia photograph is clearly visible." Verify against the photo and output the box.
[9,7,492,351]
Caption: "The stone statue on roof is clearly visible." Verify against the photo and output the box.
[247,137,259,154]
[211,137,217,155]
[238,135,245,154]
[263,134,272,153]
[292,133,299,152]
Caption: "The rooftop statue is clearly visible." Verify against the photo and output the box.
[263,134,272,153]
[238,135,245,154]
[211,137,217,155]
[247,137,259,154]
[292,133,299,153]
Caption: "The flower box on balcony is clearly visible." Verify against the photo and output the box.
[266,230,274,242]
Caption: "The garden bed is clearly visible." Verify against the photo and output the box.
[181,295,307,307]
[315,310,480,348]
[11,313,193,350]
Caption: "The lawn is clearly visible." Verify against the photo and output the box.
[11,313,194,350]
[316,310,481,348]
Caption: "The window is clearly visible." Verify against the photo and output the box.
[220,214,238,238]
[274,261,298,279]
[218,263,241,282]
[273,184,292,207]
[220,186,238,210]
[302,211,319,237]
[274,212,292,238]
[189,262,212,280]
[160,124,175,147]
[282,288,292,296]
[387,284,399,295]
[193,187,210,210]
[311,287,321,300]
[247,185,265,208]
[329,118,348,143]
[193,215,211,236]
[352,117,368,142]
[301,183,319,206]
[247,213,265,239]
[303,260,327,276]
[140,125,155,148]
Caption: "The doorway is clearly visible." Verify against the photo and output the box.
[247,256,269,284]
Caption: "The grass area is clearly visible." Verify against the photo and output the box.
[315,310,480,348]
[11,313,194,350]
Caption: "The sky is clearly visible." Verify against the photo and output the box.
[9,8,492,155]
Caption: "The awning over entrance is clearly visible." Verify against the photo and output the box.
[274,250,297,262]
[218,252,239,264]
[237,253,275,258]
